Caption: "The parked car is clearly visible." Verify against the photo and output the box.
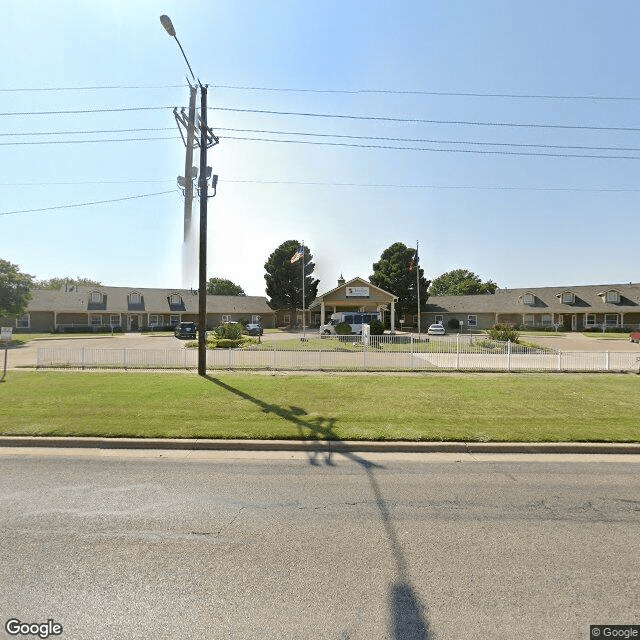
[427,323,446,335]
[245,323,263,336]
[174,322,197,339]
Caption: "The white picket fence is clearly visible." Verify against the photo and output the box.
[36,334,640,373]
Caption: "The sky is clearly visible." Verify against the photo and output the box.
[1,0,639,297]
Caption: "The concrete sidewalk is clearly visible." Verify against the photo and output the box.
[1,436,638,455]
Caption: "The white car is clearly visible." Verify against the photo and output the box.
[427,323,446,335]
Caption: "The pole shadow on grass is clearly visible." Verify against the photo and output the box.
[205,376,434,639]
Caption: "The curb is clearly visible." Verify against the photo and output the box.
[0,436,639,455]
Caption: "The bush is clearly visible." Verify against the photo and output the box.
[213,323,244,340]
[215,338,242,349]
[486,323,520,343]
[368,319,385,335]
[335,322,352,335]
[447,318,461,330]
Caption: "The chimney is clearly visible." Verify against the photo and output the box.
[337,274,345,287]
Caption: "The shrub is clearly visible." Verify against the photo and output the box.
[486,323,520,343]
[335,322,352,335]
[368,319,385,335]
[215,338,242,349]
[214,323,244,340]
[447,318,461,330]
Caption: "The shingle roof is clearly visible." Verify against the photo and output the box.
[426,283,640,314]
[27,286,273,315]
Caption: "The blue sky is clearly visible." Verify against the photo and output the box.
[1,1,639,296]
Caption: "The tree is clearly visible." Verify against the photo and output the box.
[428,269,497,296]
[264,240,319,310]
[36,276,102,290]
[206,277,245,296]
[369,242,431,317]
[0,259,34,318]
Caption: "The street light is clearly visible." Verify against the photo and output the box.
[160,14,218,377]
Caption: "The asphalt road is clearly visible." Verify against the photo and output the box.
[1,449,638,640]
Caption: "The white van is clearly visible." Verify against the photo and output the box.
[319,312,381,335]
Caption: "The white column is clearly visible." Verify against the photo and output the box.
[321,302,325,327]
[390,300,396,333]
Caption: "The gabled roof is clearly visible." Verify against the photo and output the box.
[309,277,398,308]
[27,286,273,315]
[425,283,640,314]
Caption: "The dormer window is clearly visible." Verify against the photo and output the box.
[90,291,103,304]
[605,290,620,303]
[523,293,535,305]
[170,293,182,305]
[561,291,575,304]
[129,292,141,304]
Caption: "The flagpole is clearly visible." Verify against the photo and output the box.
[416,240,421,338]
[302,241,306,339]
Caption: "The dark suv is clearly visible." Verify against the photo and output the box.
[174,322,197,339]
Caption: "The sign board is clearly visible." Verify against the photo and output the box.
[1,327,12,342]
[345,286,369,298]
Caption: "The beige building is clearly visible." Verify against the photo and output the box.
[309,276,399,331]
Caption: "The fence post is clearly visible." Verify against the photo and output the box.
[318,341,322,369]
[456,334,460,370]
[273,344,276,370]
[363,342,367,371]
[228,346,232,370]
[410,335,414,370]
[605,351,610,372]
[81,346,86,370]
[123,348,128,370]
[507,340,512,372]
[557,350,562,372]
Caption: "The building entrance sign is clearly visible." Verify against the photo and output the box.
[346,286,369,298]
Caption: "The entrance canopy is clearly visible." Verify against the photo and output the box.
[309,277,399,332]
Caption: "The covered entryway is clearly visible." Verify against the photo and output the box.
[309,276,399,332]
[127,314,141,331]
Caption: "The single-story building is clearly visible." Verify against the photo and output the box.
[415,283,640,331]
[308,276,399,330]
[4,285,275,332]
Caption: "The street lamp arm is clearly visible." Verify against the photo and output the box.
[159,15,197,83]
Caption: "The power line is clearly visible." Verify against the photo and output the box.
[2,83,638,101]
[0,136,179,146]
[0,127,174,136]
[0,190,176,216]
[222,134,640,160]
[216,127,640,153]
[210,84,640,102]
[0,106,174,116]
[0,84,186,92]
[211,106,640,132]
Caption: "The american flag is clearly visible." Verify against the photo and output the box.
[290,246,304,263]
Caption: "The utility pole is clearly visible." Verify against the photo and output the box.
[174,84,198,242]
[161,15,219,377]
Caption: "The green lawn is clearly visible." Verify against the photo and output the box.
[581,332,632,340]
[1,371,638,443]
[7,333,121,345]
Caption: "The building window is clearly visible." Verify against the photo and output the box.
[524,314,535,326]
[541,314,552,326]
[523,293,534,305]
[562,292,575,304]
[605,314,619,326]
[90,315,102,326]
[222,314,231,323]
[90,291,103,304]
[170,315,180,326]
[149,315,160,326]
[110,315,120,326]
[170,294,182,305]
[284,315,291,325]
[129,292,141,304]
[252,315,260,323]
[467,315,477,327]
[606,290,620,303]
[586,314,596,326]
[435,315,443,324]
[16,314,30,328]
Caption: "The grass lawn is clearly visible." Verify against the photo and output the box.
[8,333,121,345]
[1,371,639,443]
[581,332,632,340]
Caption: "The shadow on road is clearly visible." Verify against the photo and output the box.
[205,375,434,639]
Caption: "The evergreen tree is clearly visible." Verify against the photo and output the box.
[264,240,319,310]
[369,242,430,317]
